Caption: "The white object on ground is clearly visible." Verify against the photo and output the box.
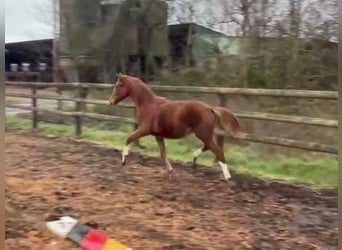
[46,216,78,238]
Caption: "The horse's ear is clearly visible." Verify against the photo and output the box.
[116,72,124,81]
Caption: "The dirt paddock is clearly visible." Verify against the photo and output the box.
[5,130,337,250]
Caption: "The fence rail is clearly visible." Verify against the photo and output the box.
[6,81,338,99]
[6,92,338,128]
[5,81,338,155]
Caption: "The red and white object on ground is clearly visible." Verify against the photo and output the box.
[46,216,133,250]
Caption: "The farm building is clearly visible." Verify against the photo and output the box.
[5,39,53,82]
[5,0,54,82]
[5,0,337,87]
[5,21,242,83]
[168,23,241,68]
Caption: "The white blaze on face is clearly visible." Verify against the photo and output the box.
[219,161,231,180]
[111,79,121,98]
[115,78,121,86]
[114,79,120,93]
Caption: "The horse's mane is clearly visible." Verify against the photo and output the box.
[119,74,155,97]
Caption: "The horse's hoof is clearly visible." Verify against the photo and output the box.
[137,144,146,149]
[224,176,231,182]
[219,178,229,184]
[121,160,126,166]
[161,170,173,180]
[191,158,197,168]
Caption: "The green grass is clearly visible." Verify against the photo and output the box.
[6,116,338,188]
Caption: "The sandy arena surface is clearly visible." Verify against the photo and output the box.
[5,130,337,250]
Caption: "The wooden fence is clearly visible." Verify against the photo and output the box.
[5,81,338,155]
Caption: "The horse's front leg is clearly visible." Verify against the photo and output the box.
[155,136,173,176]
[192,145,208,167]
[122,126,149,166]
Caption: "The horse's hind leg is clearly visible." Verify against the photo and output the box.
[194,125,231,181]
[207,140,231,181]
[192,145,208,167]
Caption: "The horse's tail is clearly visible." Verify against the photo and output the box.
[211,106,246,139]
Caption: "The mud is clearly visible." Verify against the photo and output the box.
[5,130,337,250]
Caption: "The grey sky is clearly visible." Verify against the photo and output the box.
[5,0,53,43]
[5,0,337,44]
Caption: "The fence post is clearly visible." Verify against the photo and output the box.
[31,85,38,130]
[75,84,82,137]
[216,94,227,156]
[57,87,63,110]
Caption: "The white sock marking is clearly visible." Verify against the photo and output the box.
[165,159,173,172]
[122,144,131,163]
[193,148,203,158]
[219,161,231,180]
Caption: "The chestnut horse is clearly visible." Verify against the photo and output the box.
[108,73,246,181]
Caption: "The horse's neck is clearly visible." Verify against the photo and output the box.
[130,84,155,108]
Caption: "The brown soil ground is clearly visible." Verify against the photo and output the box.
[5,130,337,250]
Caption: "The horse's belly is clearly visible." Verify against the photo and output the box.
[153,122,192,139]
[163,128,192,139]
[152,103,198,138]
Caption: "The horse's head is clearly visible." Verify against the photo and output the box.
[109,73,155,106]
[109,73,132,105]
